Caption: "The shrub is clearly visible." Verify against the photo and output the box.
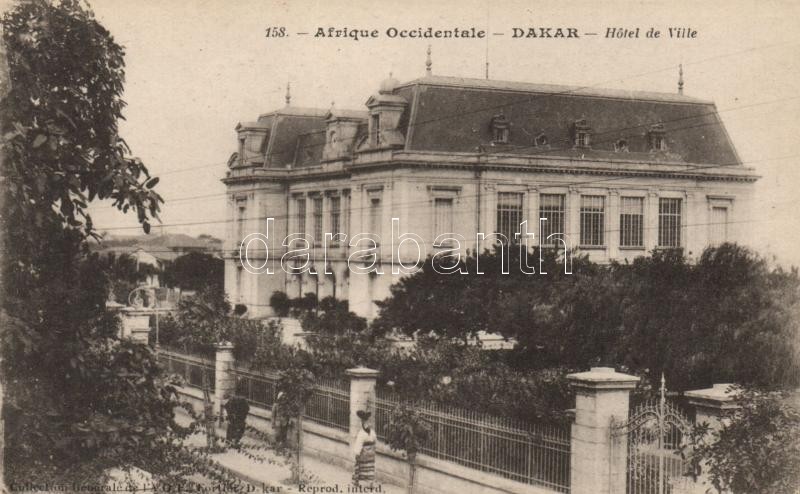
[688,389,800,493]
[269,291,291,317]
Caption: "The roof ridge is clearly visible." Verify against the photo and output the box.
[398,75,712,105]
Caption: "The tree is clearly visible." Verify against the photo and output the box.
[162,252,224,292]
[276,364,315,483]
[299,296,367,334]
[385,403,432,494]
[0,0,244,488]
[373,246,583,345]
[374,244,800,393]
[96,251,159,303]
[269,291,291,317]
[157,287,267,362]
[687,389,800,493]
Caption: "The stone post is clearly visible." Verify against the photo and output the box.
[214,342,236,419]
[568,366,640,494]
[119,308,152,344]
[346,367,379,445]
[685,384,740,492]
[685,383,739,432]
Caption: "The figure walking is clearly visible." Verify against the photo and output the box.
[352,410,377,487]
[272,391,291,450]
[223,395,250,448]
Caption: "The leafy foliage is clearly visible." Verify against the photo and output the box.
[0,1,250,487]
[2,0,162,240]
[245,327,573,424]
[385,403,432,459]
[374,244,800,392]
[157,287,271,362]
[95,251,160,303]
[297,296,367,334]
[687,389,800,493]
[269,291,291,317]
[162,252,224,292]
[372,246,583,344]
[276,365,315,419]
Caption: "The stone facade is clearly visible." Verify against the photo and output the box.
[222,74,758,318]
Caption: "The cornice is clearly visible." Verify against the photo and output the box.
[221,153,760,186]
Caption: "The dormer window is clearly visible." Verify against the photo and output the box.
[328,129,337,145]
[490,113,510,144]
[371,114,381,146]
[648,124,667,151]
[614,139,629,152]
[573,118,592,148]
[535,133,549,147]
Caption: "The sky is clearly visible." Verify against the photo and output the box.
[20,0,800,265]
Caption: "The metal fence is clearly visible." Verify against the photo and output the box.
[158,351,569,492]
[231,366,350,432]
[375,390,571,493]
[158,348,216,392]
[232,365,280,409]
[304,376,350,432]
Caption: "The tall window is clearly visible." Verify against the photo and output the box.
[329,196,341,244]
[496,192,523,243]
[369,193,382,240]
[434,198,454,238]
[296,197,306,236]
[312,196,323,245]
[539,194,565,246]
[710,206,729,245]
[235,202,246,243]
[371,114,381,146]
[619,197,644,247]
[343,193,351,238]
[658,198,682,247]
[580,196,605,246]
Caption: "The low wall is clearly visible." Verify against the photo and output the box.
[175,386,559,494]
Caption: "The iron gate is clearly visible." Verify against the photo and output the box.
[610,376,695,494]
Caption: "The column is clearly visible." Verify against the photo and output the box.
[645,189,659,251]
[527,186,539,250]
[684,191,698,258]
[346,367,379,445]
[214,342,236,419]
[568,366,640,494]
[607,190,620,260]
[568,187,581,248]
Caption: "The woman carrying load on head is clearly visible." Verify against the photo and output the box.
[351,409,377,487]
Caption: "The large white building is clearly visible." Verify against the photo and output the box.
[222,66,758,319]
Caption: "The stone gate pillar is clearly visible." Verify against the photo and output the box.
[214,342,236,418]
[346,367,379,444]
[568,367,640,494]
[685,383,739,432]
[685,383,740,492]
